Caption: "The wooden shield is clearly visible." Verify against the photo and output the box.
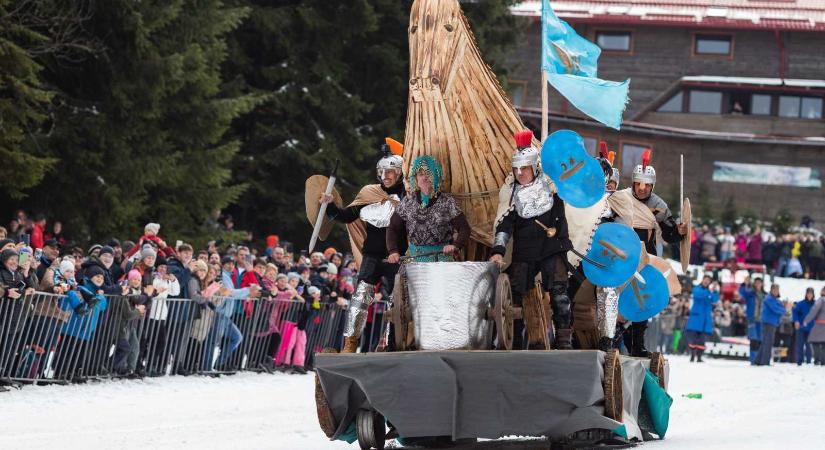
[305,175,343,242]
[649,255,682,296]
[680,198,692,273]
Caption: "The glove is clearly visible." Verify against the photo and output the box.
[74,303,89,316]
[86,296,100,311]
[244,299,253,320]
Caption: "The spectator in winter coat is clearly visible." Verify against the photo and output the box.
[113,270,151,377]
[79,247,123,295]
[740,276,765,363]
[747,228,763,264]
[755,284,789,366]
[1,249,37,373]
[735,231,748,264]
[123,223,176,261]
[43,221,66,248]
[30,214,46,250]
[686,276,720,362]
[56,268,109,379]
[793,288,816,365]
[35,239,60,281]
[719,228,736,262]
[141,257,180,375]
[802,287,825,365]
[657,300,678,354]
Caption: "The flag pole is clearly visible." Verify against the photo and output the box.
[541,70,549,141]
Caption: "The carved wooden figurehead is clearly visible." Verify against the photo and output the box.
[405,0,532,252]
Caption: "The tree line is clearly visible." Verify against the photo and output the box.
[0,0,520,249]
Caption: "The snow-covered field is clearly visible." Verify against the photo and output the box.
[1,356,824,450]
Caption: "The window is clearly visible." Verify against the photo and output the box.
[751,94,772,116]
[694,34,733,56]
[582,137,598,157]
[801,97,823,119]
[778,96,801,118]
[688,90,722,114]
[595,31,632,52]
[621,143,649,178]
[506,80,527,107]
[657,92,683,112]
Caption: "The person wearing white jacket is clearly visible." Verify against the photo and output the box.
[141,257,180,376]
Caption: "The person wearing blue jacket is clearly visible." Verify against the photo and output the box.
[739,276,765,364]
[793,287,816,365]
[56,266,108,379]
[755,284,789,366]
[202,256,260,371]
[685,275,720,362]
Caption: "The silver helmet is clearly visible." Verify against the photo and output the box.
[609,168,621,189]
[376,138,404,181]
[512,130,540,176]
[631,149,656,186]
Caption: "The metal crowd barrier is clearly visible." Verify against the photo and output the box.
[0,292,357,387]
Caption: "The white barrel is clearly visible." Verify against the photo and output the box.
[405,261,497,350]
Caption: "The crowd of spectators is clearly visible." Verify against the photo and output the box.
[688,222,825,279]
[1,212,374,391]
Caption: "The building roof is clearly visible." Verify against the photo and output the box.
[681,76,825,89]
[512,1,825,31]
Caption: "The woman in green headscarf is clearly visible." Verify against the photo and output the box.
[386,155,470,263]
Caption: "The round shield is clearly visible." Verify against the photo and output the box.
[305,175,343,242]
[583,222,642,287]
[618,264,669,322]
[541,130,605,208]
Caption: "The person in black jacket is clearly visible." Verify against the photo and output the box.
[490,131,573,350]
[319,139,407,353]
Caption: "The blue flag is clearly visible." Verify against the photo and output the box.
[541,0,629,130]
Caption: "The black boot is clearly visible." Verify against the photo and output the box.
[690,349,696,362]
[624,321,650,357]
[550,282,572,350]
[696,350,704,363]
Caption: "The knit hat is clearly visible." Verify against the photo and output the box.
[155,255,168,267]
[325,263,338,276]
[0,249,17,266]
[221,255,234,265]
[87,244,103,256]
[128,269,142,281]
[192,260,208,273]
[85,265,106,280]
[144,223,161,235]
[141,245,157,260]
[100,246,115,257]
[59,259,75,274]
[0,239,14,251]
[276,273,288,281]
[323,247,337,261]
[308,286,321,296]
[287,273,301,282]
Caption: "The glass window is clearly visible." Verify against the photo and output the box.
[621,144,648,178]
[779,96,801,118]
[657,92,683,112]
[582,137,598,157]
[751,94,772,116]
[801,97,823,119]
[695,34,732,55]
[596,31,631,52]
[688,90,722,114]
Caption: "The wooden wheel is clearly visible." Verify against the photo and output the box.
[356,409,386,450]
[314,348,339,438]
[389,274,410,351]
[649,352,667,390]
[494,273,514,350]
[523,281,549,350]
[602,349,624,422]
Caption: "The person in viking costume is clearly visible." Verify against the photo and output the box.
[319,139,407,353]
[386,155,471,264]
[606,149,687,357]
[490,130,573,350]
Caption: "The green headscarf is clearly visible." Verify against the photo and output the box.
[409,155,443,207]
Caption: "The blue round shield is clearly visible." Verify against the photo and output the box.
[582,222,642,288]
[541,130,605,208]
[618,264,669,322]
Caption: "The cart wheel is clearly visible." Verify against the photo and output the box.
[314,350,338,438]
[603,349,624,422]
[390,274,408,351]
[356,409,386,450]
[649,352,667,390]
[494,273,514,350]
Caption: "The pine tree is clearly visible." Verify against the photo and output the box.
[0,0,57,199]
[22,0,260,243]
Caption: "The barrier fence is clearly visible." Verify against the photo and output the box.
[1,292,393,387]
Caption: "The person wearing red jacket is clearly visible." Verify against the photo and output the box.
[31,215,46,249]
[123,223,176,259]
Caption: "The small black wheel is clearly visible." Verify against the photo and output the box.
[356,409,386,450]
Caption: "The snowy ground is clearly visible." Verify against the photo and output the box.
[1,355,824,450]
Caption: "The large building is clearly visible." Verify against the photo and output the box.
[506,0,825,225]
